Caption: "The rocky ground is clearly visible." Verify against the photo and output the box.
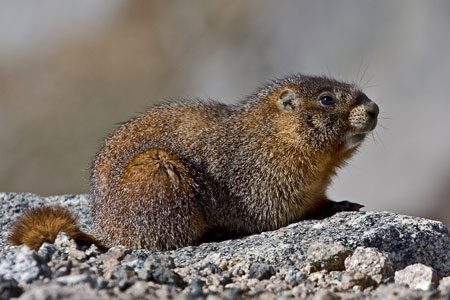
[1,192,449,300]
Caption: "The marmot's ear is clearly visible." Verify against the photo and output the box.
[278,89,300,111]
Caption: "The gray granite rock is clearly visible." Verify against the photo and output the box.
[1,192,450,299]
[0,246,51,284]
[0,276,23,300]
[166,210,450,279]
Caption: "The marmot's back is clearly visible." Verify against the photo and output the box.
[91,101,228,195]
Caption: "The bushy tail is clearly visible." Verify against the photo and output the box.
[8,205,106,251]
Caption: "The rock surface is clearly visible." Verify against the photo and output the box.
[1,192,450,299]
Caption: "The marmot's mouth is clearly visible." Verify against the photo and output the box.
[344,132,368,150]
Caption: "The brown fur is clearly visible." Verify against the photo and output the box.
[8,206,105,251]
[9,74,379,251]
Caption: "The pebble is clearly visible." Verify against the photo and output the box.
[312,289,340,300]
[439,276,450,294]
[151,268,185,287]
[17,283,101,300]
[53,261,72,278]
[0,275,23,300]
[394,263,439,291]
[341,271,378,290]
[223,287,244,300]
[190,277,206,292]
[249,263,276,280]
[307,243,353,272]
[285,268,307,286]
[219,271,233,285]
[38,243,57,261]
[55,273,96,288]
[344,246,393,284]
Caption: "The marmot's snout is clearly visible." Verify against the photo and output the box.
[364,101,379,131]
[349,100,379,133]
[364,101,379,119]
[345,99,379,150]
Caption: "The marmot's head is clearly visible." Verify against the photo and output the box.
[268,75,379,152]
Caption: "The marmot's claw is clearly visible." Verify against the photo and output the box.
[334,200,364,212]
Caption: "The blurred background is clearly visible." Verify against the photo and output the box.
[1,1,449,226]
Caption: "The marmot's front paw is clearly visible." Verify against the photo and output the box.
[332,200,364,212]
[306,200,364,220]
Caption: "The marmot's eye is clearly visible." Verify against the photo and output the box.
[319,96,336,106]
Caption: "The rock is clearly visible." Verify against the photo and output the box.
[137,257,171,280]
[141,254,175,270]
[170,210,450,278]
[307,243,353,272]
[219,271,233,285]
[54,232,78,249]
[17,283,101,300]
[341,271,378,290]
[52,232,93,261]
[38,243,57,262]
[439,276,450,293]
[0,276,23,300]
[85,244,101,258]
[98,246,130,263]
[249,263,276,280]
[372,283,426,299]
[52,261,72,278]
[190,278,206,292]
[54,274,96,288]
[394,263,439,291]
[135,255,184,287]
[117,278,136,291]
[222,287,243,300]
[312,289,340,300]
[0,246,51,284]
[199,262,221,275]
[344,247,394,284]
[284,268,307,286]
[151,268,185,287]
[110,265,136,284]
[98,246,130,278]
[136,268,152,281]
[124,281,150,298]
[2,193,450,300]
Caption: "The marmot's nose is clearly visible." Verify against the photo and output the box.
[364,101,379,119]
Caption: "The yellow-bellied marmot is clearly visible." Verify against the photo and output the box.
[9,74,379,251]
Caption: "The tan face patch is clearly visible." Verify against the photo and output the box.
[349,105,371,132]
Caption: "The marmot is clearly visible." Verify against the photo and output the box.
[9,74,379,251]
